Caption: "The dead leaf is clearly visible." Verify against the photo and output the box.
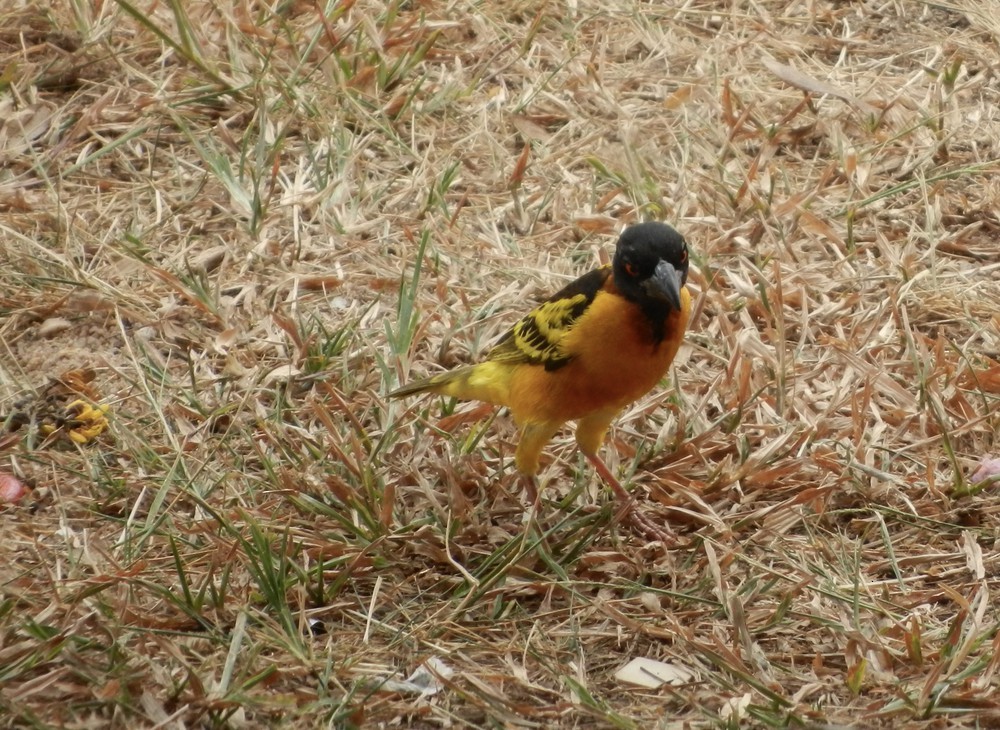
[510,114,551,142]
[762,57,878,115]
[614,657,695,688]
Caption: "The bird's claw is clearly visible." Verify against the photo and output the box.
[587,452,676,546]
[613,500,677,546]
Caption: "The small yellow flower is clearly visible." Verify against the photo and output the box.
[39,400,110,444]
[63,400,110,444]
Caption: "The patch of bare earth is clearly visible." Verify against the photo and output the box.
[2,0,999,727]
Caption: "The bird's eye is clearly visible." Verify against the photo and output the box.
[624,261,639,277]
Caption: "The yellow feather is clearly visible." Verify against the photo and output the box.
[388,361,513,407]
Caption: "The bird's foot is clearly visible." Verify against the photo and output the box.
[611,497,677,545]
[585,453,676,546]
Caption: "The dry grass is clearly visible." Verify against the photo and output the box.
[2,0,1000,727]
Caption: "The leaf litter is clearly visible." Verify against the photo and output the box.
[1,0,999,727]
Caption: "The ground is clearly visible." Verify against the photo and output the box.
[2,0,1000,728]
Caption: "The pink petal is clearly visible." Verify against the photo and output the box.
[970,457,1000,485]
[0,473,27,503]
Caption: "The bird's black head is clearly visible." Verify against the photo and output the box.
[612,221,689,313]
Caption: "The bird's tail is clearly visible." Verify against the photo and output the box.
[388,362,511,406]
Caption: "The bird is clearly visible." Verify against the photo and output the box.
[389,221,691,542]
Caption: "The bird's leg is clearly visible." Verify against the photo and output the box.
[518,473,544,534]
[519,474,543,538]
[585,453,675,544]
[575,411,674,543]
[520,473,539,506]
[515,421,560,509]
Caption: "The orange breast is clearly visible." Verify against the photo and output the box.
[506,287,690,426]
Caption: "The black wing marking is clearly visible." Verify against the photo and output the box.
[488,265,611,371]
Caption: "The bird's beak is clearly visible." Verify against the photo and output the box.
[643,260,684,310]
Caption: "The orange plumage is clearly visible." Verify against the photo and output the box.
[390,222,691,540]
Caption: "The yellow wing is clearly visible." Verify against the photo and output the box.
[388,265,611,406]
[488,266,611,370]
